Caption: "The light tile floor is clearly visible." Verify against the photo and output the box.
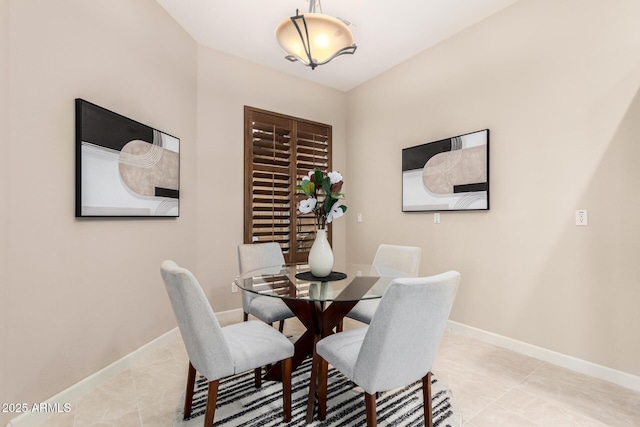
[37,317,640,427]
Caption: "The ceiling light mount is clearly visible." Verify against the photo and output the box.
[275,0,357,70]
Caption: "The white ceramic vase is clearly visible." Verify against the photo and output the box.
[308,228,333,277]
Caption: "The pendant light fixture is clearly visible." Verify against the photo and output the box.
[275,0,357,70]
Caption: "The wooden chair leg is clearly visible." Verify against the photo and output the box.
[204,380,219,427]
[278,319,285,332]
[336,320,343,333]
[281,357,292,422]
[306,345,320,423]
[243,311,249,321]
[423,372,433,427]
[364,392,377,427]
[318,356,328,420]
[254,367,262,388]
[183,362,196,419]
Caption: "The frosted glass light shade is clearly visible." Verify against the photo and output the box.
[275,12,356,69]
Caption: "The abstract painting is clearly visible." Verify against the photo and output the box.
[75,99,180,217]
[402,129,489,212]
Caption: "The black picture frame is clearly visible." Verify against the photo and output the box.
[75,99,180,217]
[402,129,489,212]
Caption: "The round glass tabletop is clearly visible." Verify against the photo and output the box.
[234,263,395,302]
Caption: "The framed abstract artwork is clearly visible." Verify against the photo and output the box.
[402,129,489,212]
[75,99,180,217]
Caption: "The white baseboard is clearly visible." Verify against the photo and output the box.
[216,307,244,326]
[7,308,244,427]
[446,320,640,392]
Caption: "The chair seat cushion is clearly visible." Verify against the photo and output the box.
[248,296,295,324]
[346,299,379,324]
[223,320,294,374]
[316,327,368,381]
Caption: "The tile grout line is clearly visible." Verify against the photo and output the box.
[131,366,144,427]
[465,358,544,425]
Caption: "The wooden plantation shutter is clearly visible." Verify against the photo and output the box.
[293,121,331,262]
[244,109,293,254]
[244,106,332,264]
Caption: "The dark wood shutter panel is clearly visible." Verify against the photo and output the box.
[293,122,332,263]
[245,110,293,257]
[245,106,332,264]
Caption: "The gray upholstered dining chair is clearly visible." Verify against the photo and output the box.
[344,244,422,326]
[160,260,294,426]
[238,242,294,332]
[313,271,460,427]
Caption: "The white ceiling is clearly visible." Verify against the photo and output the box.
[156,0,519,92]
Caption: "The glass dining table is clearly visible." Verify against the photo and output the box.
[234,263,394,420]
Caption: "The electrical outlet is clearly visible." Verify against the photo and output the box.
[575,210,588,226]
[231,282,238,293]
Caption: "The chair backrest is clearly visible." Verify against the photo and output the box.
[352,271,460,394]
[160,260,234,381]
[372,244,422,278]
[237,243,286,310]
[238,242,285,274]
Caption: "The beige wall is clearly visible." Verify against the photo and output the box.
[346,0,640,376]
[1,0,9,404]
[193,45,348,312]
[3,0,198,421]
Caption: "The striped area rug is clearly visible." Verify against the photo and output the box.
[175,359,461,427]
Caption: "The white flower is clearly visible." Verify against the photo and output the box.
[328,171,343,184]
[299,197,317,214]
[325,201,344,223]
[307,170,315,180]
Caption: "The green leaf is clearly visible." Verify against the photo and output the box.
[323,196,333,214]
[340,205,347,213]
[323,176,332,195]
[313,169,324,186]
[299,181,315,197]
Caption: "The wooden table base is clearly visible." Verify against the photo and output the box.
[263,298,359,423]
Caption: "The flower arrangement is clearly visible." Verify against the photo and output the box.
[296,168,347,229]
